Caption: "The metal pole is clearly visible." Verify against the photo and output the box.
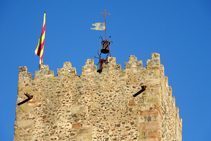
[105,10,106,40]
[101,9,110,40]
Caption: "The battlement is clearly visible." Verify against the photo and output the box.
[15,53,182,141]
[19,53,161,79]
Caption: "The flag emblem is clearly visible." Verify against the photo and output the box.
[91,23,105,31]
[35,12,46,65]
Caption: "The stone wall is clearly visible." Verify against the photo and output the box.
[14,53,182,141]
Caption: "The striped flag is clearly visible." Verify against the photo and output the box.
[35,12,46,65]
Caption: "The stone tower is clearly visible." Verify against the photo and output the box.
[14,53,182,141]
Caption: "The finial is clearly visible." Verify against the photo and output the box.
[94,10,113,73]
[100,9,110,40]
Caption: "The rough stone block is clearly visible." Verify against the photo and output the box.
[139,139,159,141]
[71,105,87,115]
[153,104,162,116]
[168,86,172,96]
[72,123,82,129]
[18,86,32,94]
[138,131,147,139]
[176,107,180,118]
[128,98,135,106]
[164,76,168,87]
[145,77,160,86]
[77,133,92,141]
[91,102,100,109]
[108,57,116,64]
[160,64,164,76]
[15,120,33,128]
[151,53,160,60]
[139,121,159,131]
[19,66,27,72]
[144,96,160,105]
[140,109,159,116]
[40,65,49,70]
[148,130,161,141]
[16,103,30,114]
[172,96,176,107]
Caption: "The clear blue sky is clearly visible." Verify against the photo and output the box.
[0,0,211,140]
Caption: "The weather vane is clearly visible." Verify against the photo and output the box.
[92,9,113,72]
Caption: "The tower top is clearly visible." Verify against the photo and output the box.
[15,53,182,141]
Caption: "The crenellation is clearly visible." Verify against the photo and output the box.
[146,53,161,69]
[19,66,33,81]
[19,66,27,72]
[125,55,143,72]
[179,118,182,130]
[14,53,182,141]
[160,65,164,76]
[168,86,172,97]
[176,107,180,119]
[164,76,169,88]
[40,64,49,70]
[82,59,97,75]
[172,96,176,107]
[35,65,54,79]
[57,62,76,76]
[151,53,160,60]
[102,57,121,73]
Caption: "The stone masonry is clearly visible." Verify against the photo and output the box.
[14,53,182,141]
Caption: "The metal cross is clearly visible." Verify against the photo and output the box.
[101,9,110,40]
[101,9,110,20]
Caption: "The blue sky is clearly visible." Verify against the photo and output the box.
[0,0,211,140]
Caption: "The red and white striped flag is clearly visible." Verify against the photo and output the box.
[35,12,46,65]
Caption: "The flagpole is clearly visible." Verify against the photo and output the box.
[105,12,106,40]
